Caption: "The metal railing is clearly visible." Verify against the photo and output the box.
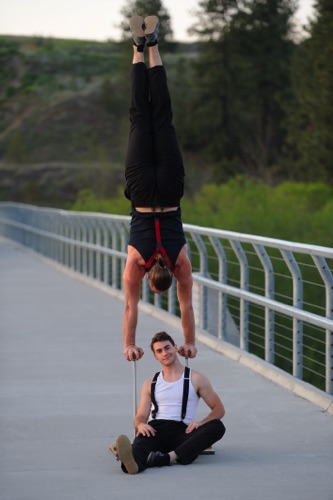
[1,201,332,395]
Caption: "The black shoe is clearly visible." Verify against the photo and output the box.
[144,15,160,46]
[130,16,146,52]
[147,451,170,468]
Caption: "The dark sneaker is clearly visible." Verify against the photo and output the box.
[144,15,160,46]
[116,434,139,474]
[147,450,170,468]
[130,15,146,51]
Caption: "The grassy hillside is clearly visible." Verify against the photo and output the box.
[0,35,201,205]
[0,35,127,163]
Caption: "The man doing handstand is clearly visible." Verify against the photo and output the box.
[123,16,197,363]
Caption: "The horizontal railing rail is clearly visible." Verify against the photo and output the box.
[1,202,332,395]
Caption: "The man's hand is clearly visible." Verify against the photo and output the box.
[178,343,197,359]
[123,344,144,361]
[185,421,201,434]
[136,422,156,437]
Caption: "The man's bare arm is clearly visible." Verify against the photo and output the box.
[174,249,197,358]
[185,371,225,433]
[134,379,156,437]
[122,256,145,361]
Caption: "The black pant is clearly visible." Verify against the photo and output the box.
[124,63,185,207]
[131,419,226,472]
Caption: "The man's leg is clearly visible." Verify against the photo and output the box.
[124,48,156,206]
[131,430,165,471]
[148,45,185,207]
[148,419,225,467]
[174,419,226,465]
[115,431,163,474]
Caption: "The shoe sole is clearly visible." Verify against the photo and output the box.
[144,15,159,35]
[116,435,139,475]
[130,16,145,37]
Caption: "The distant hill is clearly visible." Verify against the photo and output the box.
[0,35,129,164]
[0,35,200,206]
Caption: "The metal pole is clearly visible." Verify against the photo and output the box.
[132,360,137,439]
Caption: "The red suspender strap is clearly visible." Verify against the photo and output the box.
[154,218,162,244]
[145,218,174,271]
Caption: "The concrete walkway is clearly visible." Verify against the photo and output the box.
[1,237,332,500]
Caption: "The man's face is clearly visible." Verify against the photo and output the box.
[153,340,177,365]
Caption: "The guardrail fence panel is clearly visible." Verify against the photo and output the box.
[1,202,332,395]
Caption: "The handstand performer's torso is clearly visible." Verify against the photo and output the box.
[128,206,187,271]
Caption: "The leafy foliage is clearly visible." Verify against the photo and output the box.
[71,178,333,247]
[284,0,333,181]
[188,0,297,180]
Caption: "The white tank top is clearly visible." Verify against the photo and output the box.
[149,369,199,426]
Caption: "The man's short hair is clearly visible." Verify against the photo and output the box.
[150,331,175,351]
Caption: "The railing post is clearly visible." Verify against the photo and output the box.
[70,216,77,271]
[116,221,129,292]
[312,255,333,395]
[167,279,177,315]
[86,218,96,279]
[254,244,275,364]
[80,218,90,275]
[100,219,111,285]
[281,250,303,380]
[209,236,228,341]
[110,221,120,289]
[191,232,209,330]
[230,240,249,352]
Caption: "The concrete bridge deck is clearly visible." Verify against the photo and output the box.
[1,237,332,500]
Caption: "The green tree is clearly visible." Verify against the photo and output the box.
[285,0,333,182]
[188,0,296,181]
[119,0,173,45]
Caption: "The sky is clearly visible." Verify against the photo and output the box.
[0,0,315,43]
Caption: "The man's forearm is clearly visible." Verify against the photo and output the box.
[134,415,147,431]
[123,305,138,347]
[181,306,196,345]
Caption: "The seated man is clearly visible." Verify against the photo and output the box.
[112,331,226,474]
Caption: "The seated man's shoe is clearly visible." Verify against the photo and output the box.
[116,434,139,474]
[147,450,170,468]
[129,15,146,52]
[144,15,160,46]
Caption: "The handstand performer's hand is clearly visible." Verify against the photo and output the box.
[124,344,144,361]
[178,343,197,359]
